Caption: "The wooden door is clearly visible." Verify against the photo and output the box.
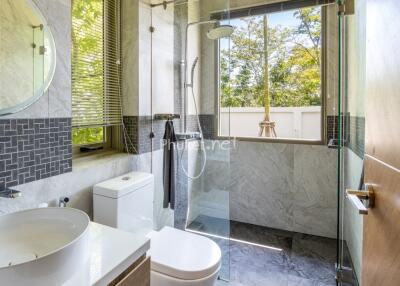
[363,0,400,285]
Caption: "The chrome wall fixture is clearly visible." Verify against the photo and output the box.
[150,0,175,10]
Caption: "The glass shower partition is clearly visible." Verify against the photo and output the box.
[179,0,232,281]
[337,0,365,285]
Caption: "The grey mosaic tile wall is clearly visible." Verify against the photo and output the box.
[122,116,139,153]
[326,114,365,158]
[348,116,365,158]
[0,118,72,190]
[327,115,344,142]
[123,116,181,154]
[123,115,211,154]
[199,114,215,139]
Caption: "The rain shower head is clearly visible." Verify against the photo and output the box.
[206,25,234,40]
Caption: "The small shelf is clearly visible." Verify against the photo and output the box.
[176,132,202,141]
[153,114,181,121]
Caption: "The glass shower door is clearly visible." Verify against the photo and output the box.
[181,0,232,281]
[337,0,366,285]
[185,139,231,281]
[148,0,232,280]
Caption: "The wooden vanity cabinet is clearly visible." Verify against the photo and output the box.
[108,255,150,286]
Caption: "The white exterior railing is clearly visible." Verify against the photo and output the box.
[220,106,321,140]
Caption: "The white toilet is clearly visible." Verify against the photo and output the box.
[93,172,221,286]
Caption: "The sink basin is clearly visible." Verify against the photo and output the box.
[0,208,90,286]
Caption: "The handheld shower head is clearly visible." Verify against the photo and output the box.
[190,57,199,86]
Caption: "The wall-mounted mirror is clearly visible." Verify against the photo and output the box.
[0,0,56,116]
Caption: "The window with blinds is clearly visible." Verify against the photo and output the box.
[71,0,122,146]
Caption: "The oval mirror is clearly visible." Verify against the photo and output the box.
[0,0,56,115]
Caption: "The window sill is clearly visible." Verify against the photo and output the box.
[72,150,134,172]
[216,136,326,146]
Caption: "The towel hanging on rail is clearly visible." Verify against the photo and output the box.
[163,120,177,209]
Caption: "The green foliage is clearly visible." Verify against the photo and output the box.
[221,7,322,108]
[72,127,104,145]
[72,0,104,145]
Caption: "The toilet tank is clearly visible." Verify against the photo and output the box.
[93,172,154,235]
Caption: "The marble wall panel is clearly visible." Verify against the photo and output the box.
[0,153,136,216]
[230,141,296,232]
[292,145,338,238]
[121,0,139,116]
[187,140,231,224]
[4,0,71,119]
[0,0,35,108]
[136,149,174,230]
[187,140,338,238]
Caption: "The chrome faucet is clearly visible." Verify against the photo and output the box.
[0,188,21,199]
[59,197,70,207]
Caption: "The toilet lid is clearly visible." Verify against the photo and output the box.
[148,227,221,280]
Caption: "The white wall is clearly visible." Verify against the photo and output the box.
[151,4,175,116]
[122,0,175,116]
[343,148,364,282]
[220,106,322,140]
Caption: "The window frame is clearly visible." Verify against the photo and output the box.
[72,126,113,156]
[71,0,122,154]
[214,6,328,145]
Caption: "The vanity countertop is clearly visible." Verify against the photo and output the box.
[88,222,150,286]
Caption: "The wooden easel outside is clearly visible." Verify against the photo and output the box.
[259,119,277,137]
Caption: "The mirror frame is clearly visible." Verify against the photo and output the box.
[0,0,57,116]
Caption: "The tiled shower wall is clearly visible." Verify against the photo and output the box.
[178,2,343,239]
[326,115,365,158]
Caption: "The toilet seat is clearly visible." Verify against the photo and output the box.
[147,227,221,280]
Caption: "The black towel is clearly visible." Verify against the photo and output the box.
[163,120,177,209]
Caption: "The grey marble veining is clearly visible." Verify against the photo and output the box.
[181,139,338,238]
[292,145,338,238]
[0,153,136,216]
[3,0,71,119]
[45,0,71,118]
[121,0,139,116]
[0,0,36,109]
[227,141,337,238]
[230,141,295,232]
[189,216,337,286]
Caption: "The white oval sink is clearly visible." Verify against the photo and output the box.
[0,208,90,286]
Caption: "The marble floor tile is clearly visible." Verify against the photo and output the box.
[287,275,336,286]
[230,220,293,251]
[187,214,230,237]
[188,216,343,286]
[287,233,337,283]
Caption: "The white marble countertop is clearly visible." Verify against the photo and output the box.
[88,222,150,286]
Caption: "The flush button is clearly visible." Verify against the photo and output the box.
[122,177,131,181]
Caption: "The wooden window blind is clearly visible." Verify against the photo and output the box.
[72,0,122,128]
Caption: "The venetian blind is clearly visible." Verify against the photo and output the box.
[72,0,122,128]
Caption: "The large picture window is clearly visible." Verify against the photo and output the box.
[218,5,325,142]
